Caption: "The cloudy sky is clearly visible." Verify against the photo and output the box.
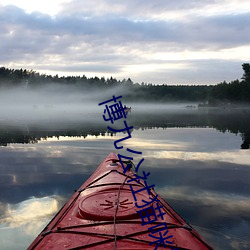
[0,0,250,85]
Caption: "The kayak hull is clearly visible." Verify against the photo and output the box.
[28,152,213,250]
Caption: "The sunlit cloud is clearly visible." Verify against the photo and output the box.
[152,46,250,62]
[0,196,62,249]
[42,134,117,142]
[152,150,250,167]
[0,0,66,16]
[0,196,59,230]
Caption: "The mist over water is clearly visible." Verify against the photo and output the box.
[0,83,250,151]
[0,84,198,125]
[0,85,99,122]
[0,83,250,249]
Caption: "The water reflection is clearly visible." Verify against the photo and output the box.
[0,108,250,149]
[0,108,250,249]
[0,196,59,228]
[0,196,62,250]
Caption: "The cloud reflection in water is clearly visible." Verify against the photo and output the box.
[0,196,61,250]
[0,127,249,249]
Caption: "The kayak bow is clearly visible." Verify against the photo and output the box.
[28,152,213,250]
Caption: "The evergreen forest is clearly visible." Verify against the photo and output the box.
[0,63,250,105]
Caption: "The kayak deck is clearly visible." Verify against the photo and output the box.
[28,152,213,249]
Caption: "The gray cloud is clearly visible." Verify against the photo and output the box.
[185,13,250,49]
[1,4,249,47]
[0,2,249,84]
[59,0,217,18]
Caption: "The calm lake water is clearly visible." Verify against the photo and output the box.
[0,104,250,249]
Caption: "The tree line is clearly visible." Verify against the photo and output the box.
[208,63,250,105]
[0,63,249,104]
[1,109,249,148]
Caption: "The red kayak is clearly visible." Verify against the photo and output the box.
[28,152,213,249]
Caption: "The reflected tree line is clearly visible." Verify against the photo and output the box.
[0,63,250,104]
[0,110,249,149]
